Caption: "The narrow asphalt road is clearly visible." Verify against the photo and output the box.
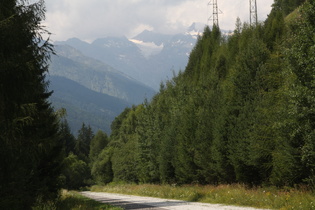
[81,191,269,210]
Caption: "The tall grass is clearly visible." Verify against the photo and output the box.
[32,190,122,210]
[91,184,315,210]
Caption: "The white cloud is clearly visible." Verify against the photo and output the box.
[43,0,274,41]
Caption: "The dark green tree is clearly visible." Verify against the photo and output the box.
[110,107,140,182]
[62,153,90,189]
[75,123,94,162]
[89,130,108,163]
[283,0,315,186]
[59,119,76,155]
[0,0,64,208]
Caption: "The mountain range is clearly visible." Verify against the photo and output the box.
[54,22,205,90]
[48,76,130,134]
[48,23,205,134]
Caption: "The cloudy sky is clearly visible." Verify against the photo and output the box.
[43,0,274,42]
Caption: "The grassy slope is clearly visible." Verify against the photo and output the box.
[32,190,122,210]
[91,184,315,210]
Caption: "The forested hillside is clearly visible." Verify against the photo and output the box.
[2,1,313,209]
[88,0,315,187]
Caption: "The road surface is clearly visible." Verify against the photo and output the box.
[81,191,269,210]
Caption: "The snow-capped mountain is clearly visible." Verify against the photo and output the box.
[48,22,231,134]
[186,22,207,38]
[55,23,209,90]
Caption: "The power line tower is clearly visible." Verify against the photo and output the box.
[208,0,220,27]
[249,0,258,26]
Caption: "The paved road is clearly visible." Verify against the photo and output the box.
[81,191,268,210]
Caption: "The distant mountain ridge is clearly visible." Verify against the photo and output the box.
[55,23,204,89]
[48,23,207,134]
[50,45,155,104]
[49,76,131,135]
[49,44,156,134]
[132,30,173,46]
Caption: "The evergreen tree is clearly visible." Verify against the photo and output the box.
[89,130,108,163]
[97,0,313,188]
[283,0,315,186]
[110,107,140,182]
[0,0,63,208]
[135,103,160,183]
[75,123,94,162]
[59,119,76,155]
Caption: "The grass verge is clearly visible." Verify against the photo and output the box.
[91,184,315,210]
[32,190,122,210]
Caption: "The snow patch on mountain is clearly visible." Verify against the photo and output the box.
[186,22,206,39]
[129,39,164,58]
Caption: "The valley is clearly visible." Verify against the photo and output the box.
[48,23,204,134]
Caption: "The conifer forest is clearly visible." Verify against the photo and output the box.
[1,0,315,209]
[99,0,315,187]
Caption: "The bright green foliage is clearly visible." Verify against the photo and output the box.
[91,147,113,184]
[89,130,111,184]
[90,0,315,189]
[62,153,90,189]
[110,106,142,182]
[90,130,108,163]
[0,0,64,208]
[273,0,306,16]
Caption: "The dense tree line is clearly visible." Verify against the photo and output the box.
[1,1,312,208]
[59,120,110,189]
[90,0,315,188]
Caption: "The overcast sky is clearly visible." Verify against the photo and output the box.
[43,0,274,42]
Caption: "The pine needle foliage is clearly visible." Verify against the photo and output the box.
[0,1,64,209]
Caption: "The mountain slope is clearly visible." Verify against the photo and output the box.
[49,45,155,105]
[49,76,131,135]
[55,27,200,90]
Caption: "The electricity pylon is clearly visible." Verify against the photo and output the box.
[249,0,258,26]
[208,0,221,27]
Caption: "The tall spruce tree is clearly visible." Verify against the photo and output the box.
[0,0,63,209]
[89,130,108,163]
[59,119,76,155]
[75,123,94,162]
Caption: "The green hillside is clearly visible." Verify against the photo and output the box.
[89,0,315,187]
